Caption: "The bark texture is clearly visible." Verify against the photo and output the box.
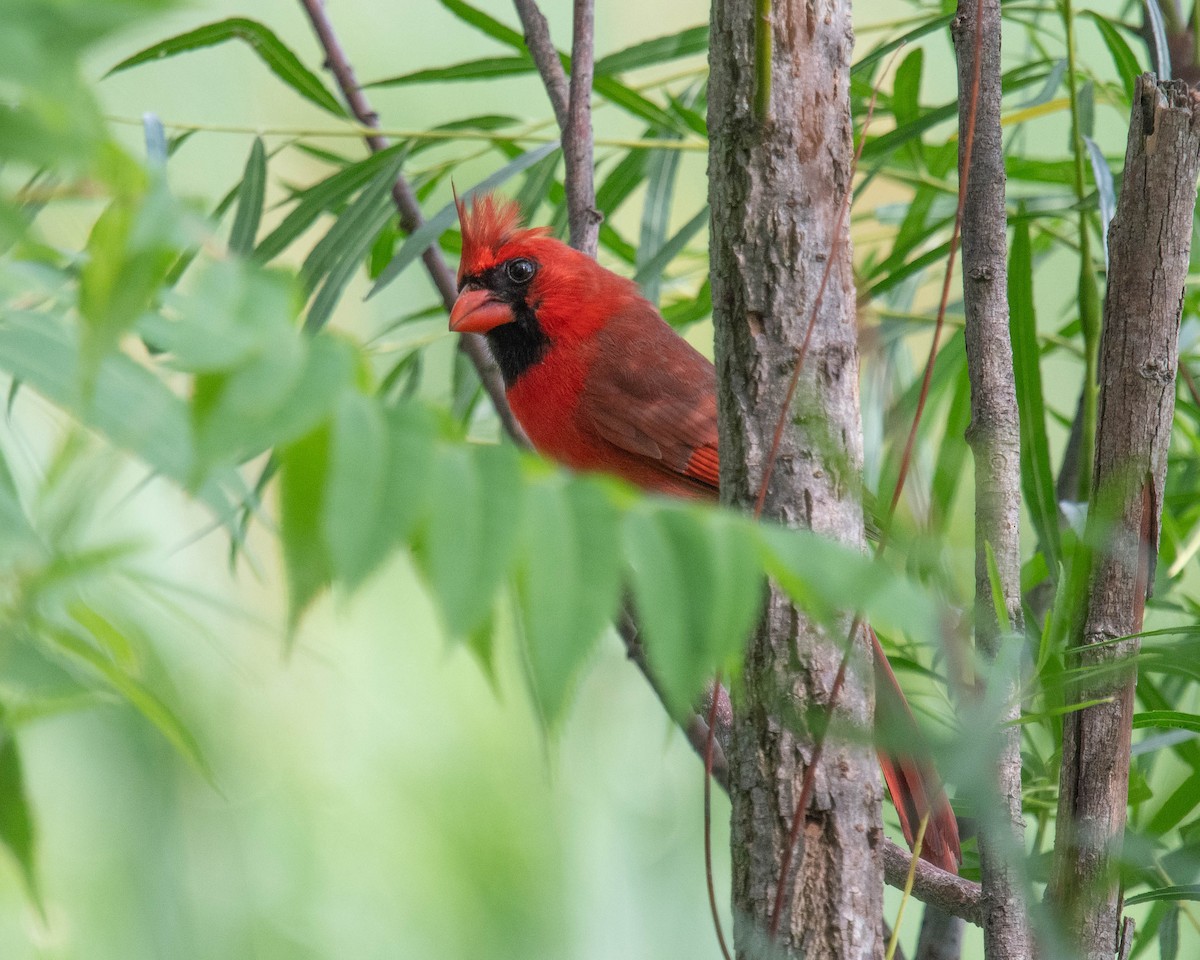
[914,904,965,960]
[951,2,1031,958]
[709,1,881,957]
[1049,75,1200,960]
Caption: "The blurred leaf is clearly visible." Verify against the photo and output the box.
[1161,904,1179,960]
[46,626,214,785]
[851,15,953,77]
[228,136,266,256]
[323,390,389,589]
[279,423,333,630]
[517,476,621,727]
[140,259,299,372]
[1143,0,1172,80]
[106,17,347,117]
[368,141,559,298]
[420,443,523,639]
[624,505,761,716]
[1009,218,1060,564]
[0,718,38,907]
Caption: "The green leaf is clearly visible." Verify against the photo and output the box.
[1008,217,1060,565]
[1123,885,1200,907]
[593,76,689,136]
[438,0,526,50]
[0,310,238,517]
[228,136,266,256]
[632,206,708,298]
[106,17,346,117]
[1132,711,1200,733]
[279,424,333,630]
[624,505,762,716]
[851,15,953,77]
[192,333,355,473]
[367,56,534,87]
[368,141,560,299]
[323,390,389,589]
[517,476,621,727]
[1082,12,1140,103]
[420,443,523,639]
[46,627,214,784]
[594,25,708,74]
[0,719,38,907]
[141,259,299,372]
[255,144,408,264]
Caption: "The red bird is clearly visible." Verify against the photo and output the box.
[448,194,961,874]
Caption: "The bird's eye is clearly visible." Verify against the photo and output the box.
[505,258,536,284]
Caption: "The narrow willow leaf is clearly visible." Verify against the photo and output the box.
[438,0,525,50]
[323,391,389,589]
[596,149,649,215]
[891,48,924,168]
[305,195,395,333]
[594,25,708,75]
[380,403,436,546]
[1132,711,1200,733]
[593,76,689,136]
[512,152,560,223]
[517,477,621,727]
[300,153,403,296]
[420,443,523,639]
[0,720,38,906]
[47,628,215,784]
[106,18,346,117]
[851,16,953,77]
[1124,885,1200,907]
[637,144,682,305]
[1143,0,1172,80]
[1161,904,1180,960]
[1083,12,1140,103]
[255,144,408,263]
[633,206,708,298]
[929,365,971,535]
[1083,136,1115,269]
[228,136,266,256]
[661,278,712,328]
[279,424,333,630]
[1008,218,1060,565]
[367,55,533,87]
[368,141,559,298]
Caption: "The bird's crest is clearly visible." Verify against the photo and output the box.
[455,192,549,281]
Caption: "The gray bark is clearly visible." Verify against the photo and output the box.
[915,905,965,960]
[1049,75,1200,960]
[951,2,1031,958]
[709,1,881,957]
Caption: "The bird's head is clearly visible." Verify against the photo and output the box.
[448,193,637,345]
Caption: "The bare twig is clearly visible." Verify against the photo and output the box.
[1050,75,1200,960]
[952,0,1032,956]
[512,0,600,254]
[564,0,600,255]
[512,0,569,125]
[297,0,528,446]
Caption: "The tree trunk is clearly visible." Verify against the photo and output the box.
[951,1,1032,957]
[1049,75,1200,960]
[708,1,881,957]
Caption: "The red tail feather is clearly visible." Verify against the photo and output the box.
[869,627,961,873]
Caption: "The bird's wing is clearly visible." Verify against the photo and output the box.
[579,303,720,494]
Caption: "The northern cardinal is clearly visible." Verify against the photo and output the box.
[448,194,961,873]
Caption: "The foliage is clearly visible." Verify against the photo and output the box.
[1,0,1200,956]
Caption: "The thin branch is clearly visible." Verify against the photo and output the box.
[296,0,528,447]
[513,0,569,126]
[1049,75,1200,960]
[513,0,600,255]
[952,0,1032,955]
[565,0,600,255]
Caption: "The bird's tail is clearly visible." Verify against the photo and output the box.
[869,626,961,874]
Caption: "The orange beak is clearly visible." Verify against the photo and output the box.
[448,288,514,334]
